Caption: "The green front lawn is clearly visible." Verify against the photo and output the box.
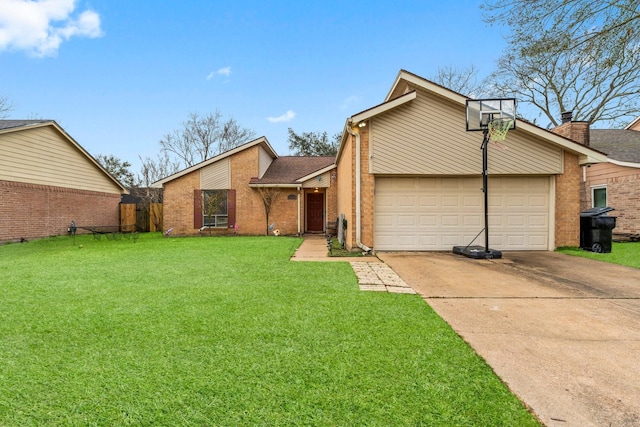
[558,242,640,269]
[0,234,539,426]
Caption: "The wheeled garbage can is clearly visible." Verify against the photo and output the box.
[579,207,617,253]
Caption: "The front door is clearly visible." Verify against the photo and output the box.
[306,192,324,232]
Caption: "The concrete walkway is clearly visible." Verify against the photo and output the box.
[291,235,415,294]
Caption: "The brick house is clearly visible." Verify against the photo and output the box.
[153,137,337,236]
[335,70,607,252]
[578,116,640,238]
[0,120,127,243]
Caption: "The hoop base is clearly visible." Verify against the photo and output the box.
[453,245,503,260]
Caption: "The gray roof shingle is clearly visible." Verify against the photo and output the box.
[250,156,335,185]
[590,130,640,163]
[0,120,51,130]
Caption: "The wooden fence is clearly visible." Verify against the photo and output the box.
[120,203,163,232]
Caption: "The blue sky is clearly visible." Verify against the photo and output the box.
[1,0,508,173]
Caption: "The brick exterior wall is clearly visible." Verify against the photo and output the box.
[336,134,355,250]
[0,180,120,242]
[552,121,590,147]
[555,152,581,247]
[162,171,200,235]
[583,163,640,235]
[358,125,375,249]
[162,145,337,237]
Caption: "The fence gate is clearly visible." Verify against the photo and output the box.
[120,204,136,232]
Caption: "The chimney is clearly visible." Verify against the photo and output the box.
[551,111,590,147]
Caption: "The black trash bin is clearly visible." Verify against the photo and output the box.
[580,207,617,253]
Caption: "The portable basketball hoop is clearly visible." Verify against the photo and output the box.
[453,98,516,260]
[488,118,514,142]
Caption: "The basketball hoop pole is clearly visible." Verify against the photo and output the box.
[481,129,490,253]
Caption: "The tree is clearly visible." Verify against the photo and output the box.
[431,65,486,98]
[288,128,340,156]
[160,111,255,168]
[254,187,281,235]
[482,0,640,127]
[1,96,13,118]
[95,154,135,188]
[134,152,181,203]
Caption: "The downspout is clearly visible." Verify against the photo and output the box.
[346,121,372,253]
[297,186,301,235]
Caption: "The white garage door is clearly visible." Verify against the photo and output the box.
[374,177,550,251]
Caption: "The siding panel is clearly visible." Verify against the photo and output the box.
[0,126,121,194]
[200,158,230,188]
[370,87,563,175]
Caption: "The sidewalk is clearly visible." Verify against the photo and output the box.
[291,235,415,294]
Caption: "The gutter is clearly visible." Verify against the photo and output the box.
[346,120,372,253]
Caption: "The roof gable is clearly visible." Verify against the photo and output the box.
[152,136,277,187]
[0,120,128,193]
[338,69,608,167]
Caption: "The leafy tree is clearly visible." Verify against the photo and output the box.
[482,0,640,127]
[288,128,340,156]
[95,154,135,188]
[0,96,13,118]
[160,111,255,168]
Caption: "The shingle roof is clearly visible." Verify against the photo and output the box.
[250,156,335,185]
[590,129,640,163]
[0,120,51,130]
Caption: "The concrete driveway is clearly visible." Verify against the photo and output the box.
[378,251,640,427]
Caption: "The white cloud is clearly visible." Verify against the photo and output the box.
[0,0,103,57]
[207,66,231,80]
[267,110,296,123]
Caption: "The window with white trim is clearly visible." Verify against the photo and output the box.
[592,186,607,208]
[202,190,228,228]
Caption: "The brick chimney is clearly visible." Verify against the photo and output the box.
[551,111,590,147]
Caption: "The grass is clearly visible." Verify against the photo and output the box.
[328,237,363,257]
[0,233,539,426]
[557,241,640,269]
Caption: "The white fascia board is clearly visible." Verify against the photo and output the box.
[350,90,417,124]
[609,158,640,168]
[625,116,640,130]
[19,121,130,193]
[296,164,336,183]
[385,70,468,104]
[517,121,608,165]
[248,183,300,188]
[152,136,276,187]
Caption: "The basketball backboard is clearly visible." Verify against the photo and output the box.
[466,98,516,132]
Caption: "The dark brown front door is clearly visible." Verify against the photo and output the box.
[306,192,324,232]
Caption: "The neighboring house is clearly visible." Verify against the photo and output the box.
[335,70,607,252]
[152,137,337,236]
[0,120,128,243]
[581,118,640,237]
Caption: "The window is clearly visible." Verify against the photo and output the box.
[202,190,228,228]
[592,186,607,208]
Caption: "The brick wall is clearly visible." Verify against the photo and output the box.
[0,180,120,242]
[555,152,581,247]
[162,171,200,235]
[583,162,640,234]
[161,146,328,237]
[359,125,375,248]
[336,134,355,250]
[552,121,590,147]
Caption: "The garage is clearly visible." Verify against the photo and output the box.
[374,176,551,251]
